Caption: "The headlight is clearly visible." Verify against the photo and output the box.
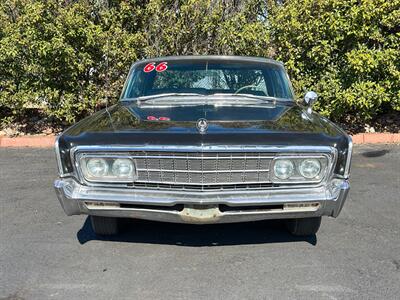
[79,155,136,183]
[273,159,294,179]
[271,155,329,183]
[299,159,321,179]
[112,158,134,178]
[86,158,109,177]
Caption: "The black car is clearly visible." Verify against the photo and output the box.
[54,56,352,237]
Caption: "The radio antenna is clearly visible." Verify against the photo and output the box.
[102,0,115,130]
[105,0,110,110]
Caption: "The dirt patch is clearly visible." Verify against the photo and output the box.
[341,112,400,135]
[0,116,64,137]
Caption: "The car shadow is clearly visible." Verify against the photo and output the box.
[77,217,317,246]
[361,149,390,158]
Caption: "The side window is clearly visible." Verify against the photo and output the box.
[125,70,144,98]
[263,68,291,98]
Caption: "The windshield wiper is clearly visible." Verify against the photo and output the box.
[123,93,206,102]
[122,92,288,106]
[135,97,277,107]
[210,93,282,104]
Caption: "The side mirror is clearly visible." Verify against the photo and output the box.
[304,91,318,113]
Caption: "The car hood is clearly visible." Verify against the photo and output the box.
[58,101,350,175]
[64,101,342,136]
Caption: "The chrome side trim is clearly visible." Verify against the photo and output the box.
[318,116,353,179]
[331,180,350,217]
[344,135,353,179]
[54,135,63,176]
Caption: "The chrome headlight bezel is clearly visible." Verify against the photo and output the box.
[270,155,330,184]
[77,153,137,183]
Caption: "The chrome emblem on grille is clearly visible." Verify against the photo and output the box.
[196,118,208,134]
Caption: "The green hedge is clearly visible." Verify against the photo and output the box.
[271,0,400,122]
[1,0,399,126]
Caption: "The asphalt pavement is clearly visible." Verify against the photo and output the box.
[0,145,399,299]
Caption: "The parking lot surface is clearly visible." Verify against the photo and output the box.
[1,145,399,299]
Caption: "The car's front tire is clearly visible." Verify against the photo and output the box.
[90,216,119,236]
[286,217,321,236]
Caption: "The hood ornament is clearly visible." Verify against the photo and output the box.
[196,118,208,134]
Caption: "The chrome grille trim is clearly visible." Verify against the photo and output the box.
[138,169,270,173]
[126,155,275,159]
[131,152,273,186]
[132,182,274,191]
[71,145,337,190]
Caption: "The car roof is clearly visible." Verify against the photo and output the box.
[131,55,284,68]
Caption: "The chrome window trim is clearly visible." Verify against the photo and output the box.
[68,145,337,189]
[130,55,285,69]
[121,55,293,103]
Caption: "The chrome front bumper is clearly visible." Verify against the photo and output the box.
[54,178,350,224]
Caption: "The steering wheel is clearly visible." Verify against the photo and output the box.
[234,85,260,95]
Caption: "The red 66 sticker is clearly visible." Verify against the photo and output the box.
[143,63,156,73]
[155,62,168,72]
[143,62,168,73]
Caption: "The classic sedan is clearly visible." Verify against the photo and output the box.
[54,56,352,236]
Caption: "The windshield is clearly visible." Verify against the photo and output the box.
[122,59,294,101]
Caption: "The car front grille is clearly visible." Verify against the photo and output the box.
[131,151,274,187]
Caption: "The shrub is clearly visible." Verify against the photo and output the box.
[271,0,400,123]
[143,0,271,57]
[0,0,145,124]
[0,0,399,128]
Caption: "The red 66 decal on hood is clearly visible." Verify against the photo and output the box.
[143,62,168,73]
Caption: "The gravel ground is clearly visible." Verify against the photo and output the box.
[0,145,399,300]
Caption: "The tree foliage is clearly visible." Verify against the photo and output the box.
[271,0,400,122]
[0,0,399,126]
[0,0,145,123]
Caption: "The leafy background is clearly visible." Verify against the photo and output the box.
[0,0,399,133]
